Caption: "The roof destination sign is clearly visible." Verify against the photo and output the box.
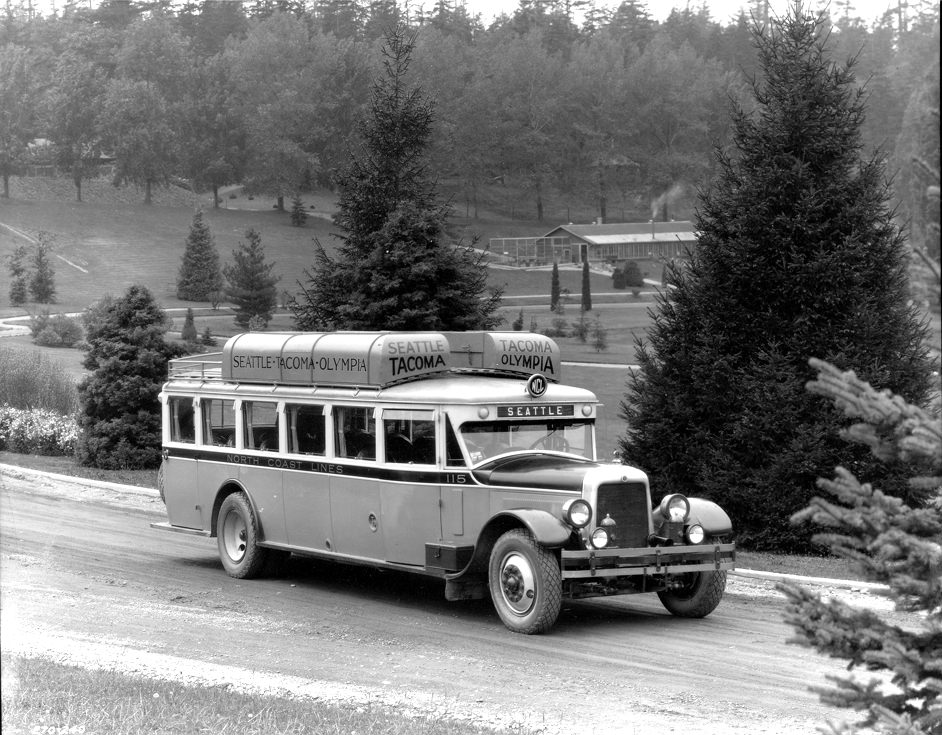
[221,331,560,388]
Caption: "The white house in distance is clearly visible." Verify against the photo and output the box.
[488,221,697,266]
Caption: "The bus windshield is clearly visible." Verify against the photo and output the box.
[459,419,594,464]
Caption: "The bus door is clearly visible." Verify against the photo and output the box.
[283,403,332,549]
[163,395,203,530]
[379,409,441,566]
[328,405,384,560]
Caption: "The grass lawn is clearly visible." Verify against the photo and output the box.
[1,655,513,735]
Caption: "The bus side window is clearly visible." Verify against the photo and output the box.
[287,404,325,455]
[169,397,195,443]
[243,401,278,451]
[334,406,374,460]
[203,398,235,446]
[382,409,435,464]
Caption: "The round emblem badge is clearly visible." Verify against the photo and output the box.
[526,373,548,397]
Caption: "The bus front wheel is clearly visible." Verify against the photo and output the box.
[217,491,269,579]
[488,528,562,634]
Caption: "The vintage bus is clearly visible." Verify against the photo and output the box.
[153,331,735,634]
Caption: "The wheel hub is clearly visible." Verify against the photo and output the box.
[499,552,536,616]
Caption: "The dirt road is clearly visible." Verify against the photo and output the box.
[1,465,879,734]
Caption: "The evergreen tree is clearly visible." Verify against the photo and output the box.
[29,233,56,304]
[591,314,607,352]
[581,259,592,312]
[224,227,279,329]
[176,210,223,301]
[292,24,502,332]
[618,5,934,551]
[779,358,941,734]
[7,243,28,306]
[181,307,198,343]
[77,285,183,469]
[290,194,308,227]
[550,261,560,311]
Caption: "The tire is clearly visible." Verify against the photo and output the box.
[488,528,562,634]
[216,491,269,579]
[657,569,727,618]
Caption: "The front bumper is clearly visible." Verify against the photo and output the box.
[560,542,735,579]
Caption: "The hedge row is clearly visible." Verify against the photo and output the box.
[0,405,79,456]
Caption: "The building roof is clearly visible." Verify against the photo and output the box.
[543,221,697,245]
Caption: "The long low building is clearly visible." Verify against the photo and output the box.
[489,221,697,265]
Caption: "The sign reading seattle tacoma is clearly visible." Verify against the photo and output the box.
[221,331,561,387]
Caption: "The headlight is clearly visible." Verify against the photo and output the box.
[685,523,705,544]
[562,499,592,528]
[590,527,610,549]
[659,494,690,523]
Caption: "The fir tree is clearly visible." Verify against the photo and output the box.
[181,307,198,343]
[592,314,607,352]
[290,194,307,227]
[550,261,560,311]
[779,358,941,734]
[292,24,502,332]
[7,243,28,306]
[77,285,183,469]
[618,5,934,551]
[581,259,592,312]
[176,210,223,302]
[29,233,56,304]
[224,227,279,329]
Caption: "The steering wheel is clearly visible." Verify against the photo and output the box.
[529,434,570,452]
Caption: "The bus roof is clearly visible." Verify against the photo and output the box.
[168,331,564,389]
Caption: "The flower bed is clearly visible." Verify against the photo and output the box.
[0,405,79,456]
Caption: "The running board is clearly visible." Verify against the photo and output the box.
[150,521,210,537]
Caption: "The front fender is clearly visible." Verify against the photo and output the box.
[687,498,733,537]
[492,509,573,547]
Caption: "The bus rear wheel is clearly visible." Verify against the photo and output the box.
[217,491,269,579]
[488,528,562,634]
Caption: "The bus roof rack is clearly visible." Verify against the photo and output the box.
[166,331,561,389]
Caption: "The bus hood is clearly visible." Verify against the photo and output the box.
[470,454,599,491]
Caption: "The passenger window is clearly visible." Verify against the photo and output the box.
[383,410,435,465]
[287,404,325,455]
[202,398,236,446]
[243,401,278,451]
[334,406,374,460]
[168,396,195,443]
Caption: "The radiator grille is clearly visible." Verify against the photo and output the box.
[596,482,650,548]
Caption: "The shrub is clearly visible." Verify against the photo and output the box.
[34,326,63,347]
[29,311,83,347]
[512,309,524,331]
[0,349,79,414]
[0,405,80,455]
